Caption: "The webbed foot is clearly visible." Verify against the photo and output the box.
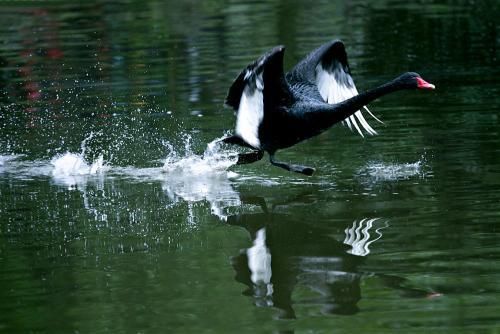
[269,155,315,176]
[237,150,264,165]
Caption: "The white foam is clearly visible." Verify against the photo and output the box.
[51,152,106,176]
[0,154,22,166]
[51,152,107,188]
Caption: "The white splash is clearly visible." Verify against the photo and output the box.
[161,135,241,221]
[50,132,107,188]
[51,152,104,176]
[51,152,106,188]
[162,135,238,175]
[361,160,426,181]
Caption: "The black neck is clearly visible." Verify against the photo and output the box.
[293,77,410,141]
[332,79,401,119]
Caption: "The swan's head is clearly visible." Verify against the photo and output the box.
[397,72,435,90]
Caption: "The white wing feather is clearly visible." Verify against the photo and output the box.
[235,70,264,149]
[316,64,381,137]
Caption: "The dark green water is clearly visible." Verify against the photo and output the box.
[1,1,499,333]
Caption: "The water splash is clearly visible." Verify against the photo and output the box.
[51,152,105,177]
[358,155,429,182]
[51,132,107,188]
[4,132,246,220]
[162,134,239,175]
[161,134,241,221]
[366,161,422,180]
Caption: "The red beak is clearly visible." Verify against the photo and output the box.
[416,77,435,90]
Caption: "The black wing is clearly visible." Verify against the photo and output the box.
[287,40,381,137]
[225,46,292,149]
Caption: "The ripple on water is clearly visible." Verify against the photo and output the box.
[357,158,430,183]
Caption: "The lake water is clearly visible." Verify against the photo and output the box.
[1,1,499,333]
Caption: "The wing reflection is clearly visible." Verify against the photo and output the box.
[343,218,388,257]
[246,228,274,306]
[228,208,386,319]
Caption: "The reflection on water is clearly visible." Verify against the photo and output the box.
[229,204,444,320]
[2,143,441,324]
[246,228,273,306]
[228,196,388,318]
[161,173,240,222]
[343,218,387,257]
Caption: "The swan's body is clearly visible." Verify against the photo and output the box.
[222,40,434,175]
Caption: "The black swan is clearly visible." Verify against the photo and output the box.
[222,40,435,176]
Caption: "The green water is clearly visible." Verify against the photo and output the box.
[1,1,499,333]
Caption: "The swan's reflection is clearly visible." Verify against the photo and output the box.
[161,172,241,222]
[228,207,386,319]
[246,228,274,306]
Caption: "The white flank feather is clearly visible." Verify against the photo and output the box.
[316,64,380,136]
[235,71,264,149]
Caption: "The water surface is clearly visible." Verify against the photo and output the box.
[1,1,499,333]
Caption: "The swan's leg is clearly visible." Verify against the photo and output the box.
[220,136,263,165]
[269,154,315,176]
[236,150,264,165]
[220,135,255,149]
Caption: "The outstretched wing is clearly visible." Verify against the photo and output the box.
[288,40,382,137]
[225,46,290,149]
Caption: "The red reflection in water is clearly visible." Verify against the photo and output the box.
[11,7,64,127]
